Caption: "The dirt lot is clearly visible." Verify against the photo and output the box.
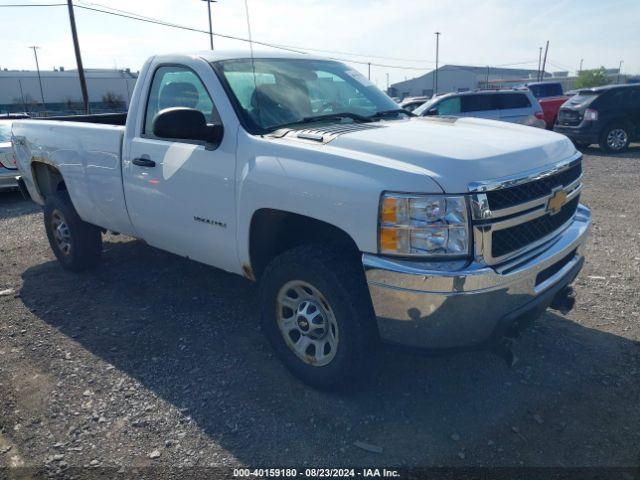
[0,147,639,478]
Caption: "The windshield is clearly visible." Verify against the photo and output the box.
[214,58,400,133]
[0,123,11,143]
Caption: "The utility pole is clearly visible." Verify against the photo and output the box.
[202,0,217,50]
[367,62,371,80]
[386,72,389,92]
[434,31,441,95]
[617,60,623,84]
[537,47,542,81]
[486,66,490,88]
[540,40,549,82]
[67,0,90,113]
[28,46,46,110]
[579,58,584,73]
[18,79,27,112]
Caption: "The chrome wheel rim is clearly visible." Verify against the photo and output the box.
[607,128,628,151]
[51,210,72,256]
[276,280,339,367]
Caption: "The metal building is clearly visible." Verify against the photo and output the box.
[0,67,138,115]
[389,65,548,99]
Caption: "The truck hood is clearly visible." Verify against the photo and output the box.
[325,117,576,193]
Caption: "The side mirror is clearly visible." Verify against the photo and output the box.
[425,108,438,116]
[152,107,223,144]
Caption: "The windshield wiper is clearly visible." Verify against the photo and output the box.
[272,112,372,131]
[368,109,415,119]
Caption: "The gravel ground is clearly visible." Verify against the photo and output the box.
[0,147,639,478]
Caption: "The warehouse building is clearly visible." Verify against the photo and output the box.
[389,64,548,99]
[0,67,138,115]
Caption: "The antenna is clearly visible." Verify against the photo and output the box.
[244,0,261,126]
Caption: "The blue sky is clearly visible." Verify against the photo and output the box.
[1,0,638,89]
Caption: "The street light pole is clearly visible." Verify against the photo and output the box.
[537,47,542,81]
[617,60,623,84]
[202,0,217,50]
[434,31,441,96]
[29,46,46,110]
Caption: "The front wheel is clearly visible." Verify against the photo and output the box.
[599,124,631,153]
[259,245,379,389]
[44,192,102,272]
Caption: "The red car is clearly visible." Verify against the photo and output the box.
[525,82,570,129]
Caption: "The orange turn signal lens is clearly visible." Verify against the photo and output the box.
[381,197,398,224]
[379,227,398,252]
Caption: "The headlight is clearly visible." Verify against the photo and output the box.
[379,193,470,257]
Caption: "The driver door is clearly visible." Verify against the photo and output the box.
[123,64,238,273]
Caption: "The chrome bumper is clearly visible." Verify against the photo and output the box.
[363,204,591,349]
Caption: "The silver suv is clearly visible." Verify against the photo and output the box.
[414,89,546,128]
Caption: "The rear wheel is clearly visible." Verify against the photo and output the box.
[599,124,630,153]
[259,245,378,389]
[44,192,102,272]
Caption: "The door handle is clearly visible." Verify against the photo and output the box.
[132,157,156,167]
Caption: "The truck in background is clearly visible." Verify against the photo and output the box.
[525,81,571,130]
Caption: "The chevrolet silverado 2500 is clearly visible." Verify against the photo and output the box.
[12,51,591,388]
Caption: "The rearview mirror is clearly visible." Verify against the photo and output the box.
[153,107,223,144]
[425,108,438,116]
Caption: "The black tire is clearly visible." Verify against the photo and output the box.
[599,123,631,153]
[573,140,590,149]
[259,244,379,390]
[44,192,102,272]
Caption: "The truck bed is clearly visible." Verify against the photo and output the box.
[12,119,133,235]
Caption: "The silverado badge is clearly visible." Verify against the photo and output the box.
[547,188,568,216]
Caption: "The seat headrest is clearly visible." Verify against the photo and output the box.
[159,82,200,111]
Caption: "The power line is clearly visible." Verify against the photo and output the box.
[0,1,550,74]
[0,3,65,6]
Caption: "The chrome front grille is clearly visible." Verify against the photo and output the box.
[485,162,581,211]
[469,153,583,266]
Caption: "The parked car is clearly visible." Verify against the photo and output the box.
[400,96,430,112]
[554,84,640,152]
[524,81,570,129]
[13,51,590,389]
[414,89,546,128]
[0,120,19,191]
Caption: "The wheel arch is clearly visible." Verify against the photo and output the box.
[31,161,67,199]
[247,208,361,281]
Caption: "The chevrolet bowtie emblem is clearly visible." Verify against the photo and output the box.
[547,189,568,215]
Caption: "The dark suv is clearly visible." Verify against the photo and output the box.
[554,84,640,152]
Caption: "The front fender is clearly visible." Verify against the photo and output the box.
[235,133,443,267]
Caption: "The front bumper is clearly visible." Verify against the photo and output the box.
[363,204,591,349]
[553,123,599,145]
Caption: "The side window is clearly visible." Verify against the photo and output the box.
[144,66,216,136]
[602,89,627,108]
[436,96,461,115]
[461,94,495,112]
[497,93,531,109]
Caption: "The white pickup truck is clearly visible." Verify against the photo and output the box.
[13,51,590,389]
